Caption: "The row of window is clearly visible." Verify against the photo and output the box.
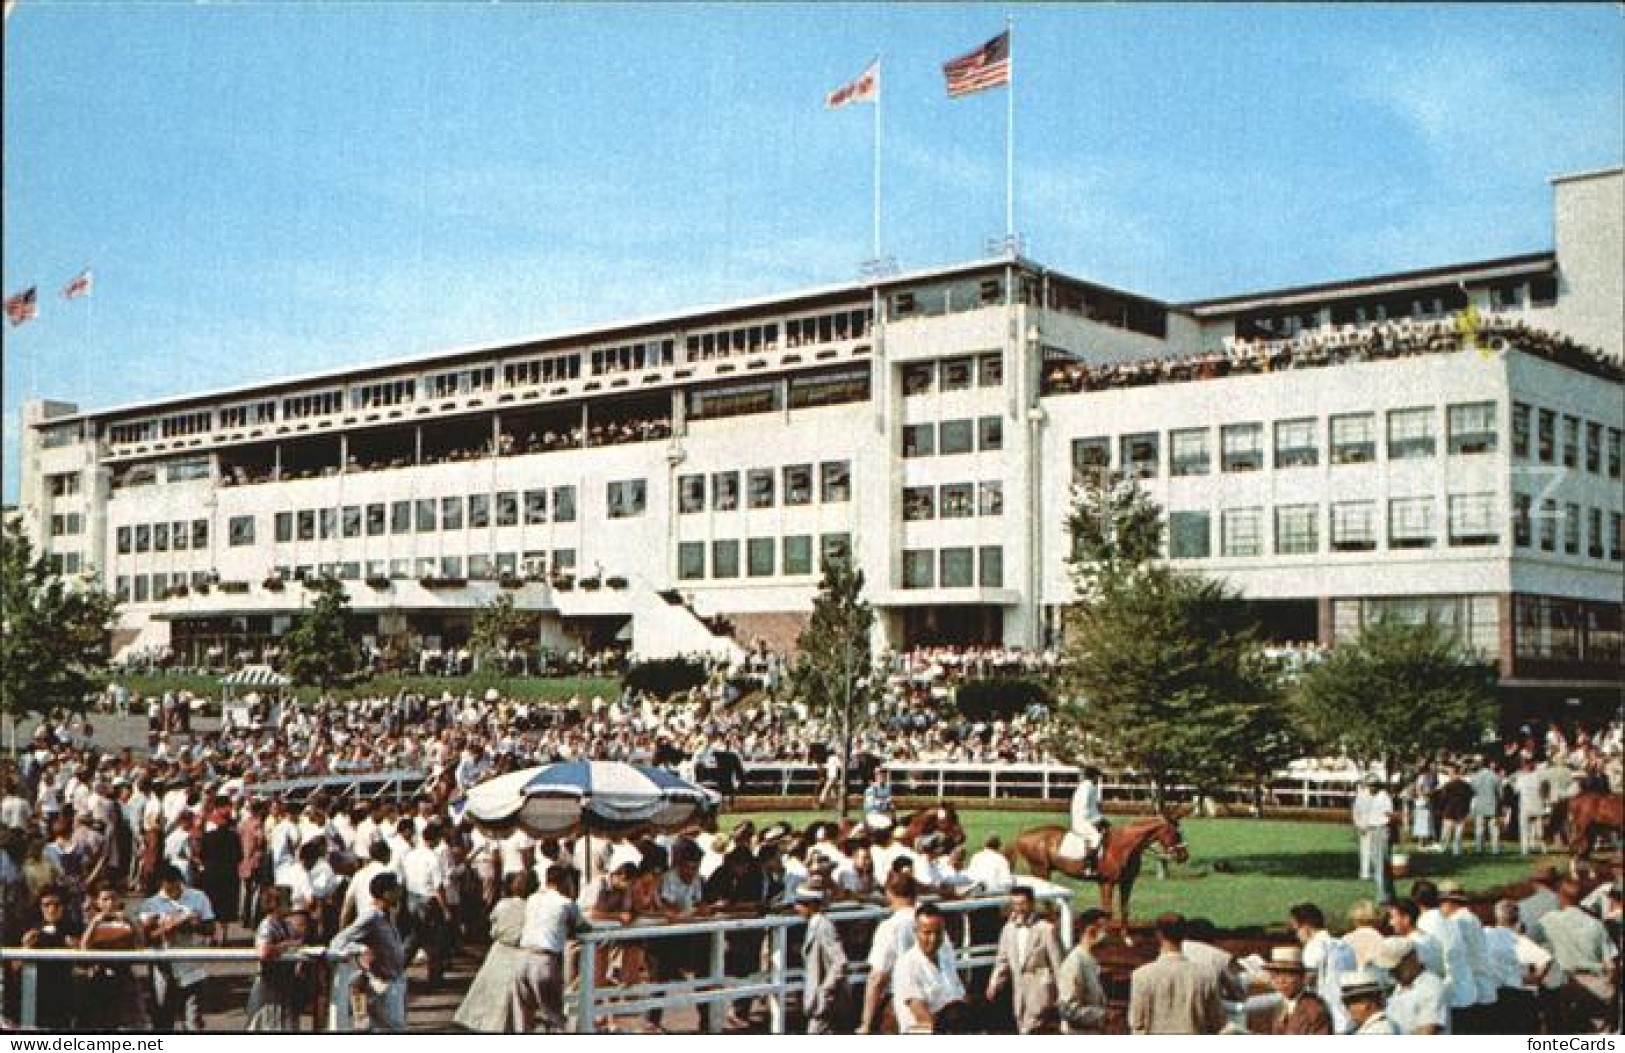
[678,461,853,513]
[50,513,83,537]
[903,416,1004,458]
[677,533,853,581]
[1074,403,1504,479]
[1512,496,1625,560]
[901,546,1005,589]
[46,472,81,497]
[1510,404,1622,478]
[901,353,1003,396]
[903,481,1003,520]
[116,519,211,555]
[266,488,585,546]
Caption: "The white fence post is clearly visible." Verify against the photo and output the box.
[577,940,598,1034]
[707,929,727,1034]
[20,963,37,1029]
[768,924,789,1034]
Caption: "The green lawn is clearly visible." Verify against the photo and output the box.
[732,809,1563,933]
[108,672,621,703]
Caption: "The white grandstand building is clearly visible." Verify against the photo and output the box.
[16,168,1624,718]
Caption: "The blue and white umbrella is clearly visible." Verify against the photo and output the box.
[453,760,720,838]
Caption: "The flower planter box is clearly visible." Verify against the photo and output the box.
[365,577,391,590]
[262,578,285,592]
[421,577,467,590]
[605,576,628,590]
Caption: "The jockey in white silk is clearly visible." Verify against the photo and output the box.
[1065,766,1105,873]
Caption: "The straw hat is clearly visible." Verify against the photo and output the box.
[1340,969,1386,1002]
[1438,880,1471,904]
[1372,936,1415,971]
[1262,946,1311,973]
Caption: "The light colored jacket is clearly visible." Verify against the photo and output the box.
[990,917,1065,1033]
[1128,951,1227,1035]
[1057,945,1109,1032]
[801,912,848,1023]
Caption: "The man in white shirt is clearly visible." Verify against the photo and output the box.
[964,835,1014,893]
[1375,937,1450,1034]
[1353,775,1394,898]
[893,905,966,1033]
[1514,757,1549,854]
[139,865,218,1031]
[1468,759,1502,854]
[1413,880,1479,1025]
[1067,766,1105,877]
[1290,902,1357,1033]
[401,822,450,987]
[514,865,585,1033]
[1438,881,1499,1033]
[859,872,918,1033]
[1486,898,1555,1034]
[342,841,395,924]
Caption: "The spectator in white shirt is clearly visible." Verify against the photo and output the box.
[1486,898,1555,1033]
[1413,880,1480,1017]
[893,904,967,1034]
[1375,937,1450,1034]
[401,822,450,987]
[514,865,585,1033]
[1514,757,1549,854]
[1438,881,1499,1033]
[965,835,1014,893]
[341,841,395,925]
[859,872,918,1033]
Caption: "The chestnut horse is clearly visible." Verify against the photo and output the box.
[1010,812,1190,934]
[1567,790,1622,858]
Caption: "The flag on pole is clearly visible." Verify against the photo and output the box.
[826,60,879,109]
[61,268,93,300]
[943,30,1011,98]
[4,287,38,326]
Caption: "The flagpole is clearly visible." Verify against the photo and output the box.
[873,56,883,262]
[1005,14,1015,248]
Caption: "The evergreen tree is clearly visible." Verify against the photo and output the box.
[470,592,537,673]
[280,576,360,694]
[791,554,875,820]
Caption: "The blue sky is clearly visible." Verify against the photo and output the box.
[4,2,1622,501]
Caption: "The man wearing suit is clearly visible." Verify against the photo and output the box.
[1128,913,1228,1035]
[1058,908,1112,1033]
[986,885,1066,1034]
[1263,945,1334,1035]
[795,888,850,1034]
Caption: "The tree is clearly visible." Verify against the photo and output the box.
[470,592,537,673]
[280,576,360,694]
[0,519,119,730]
[624,657,709,700]
[791,555,875,821]
[1296,619,1498,788]
[1051,470,1286,807]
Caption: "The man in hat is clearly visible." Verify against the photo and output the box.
[1375,936,1450,1034]
[1066,765,1105,877]
[987,884,1065,1033]
[1263,945,1333,1034]
[796,887,850,1033]
[1341,969,1400,1034]
[1439,880,1498,1033]
[1352,774,1394,897]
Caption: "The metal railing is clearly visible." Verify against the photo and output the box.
[572,880,1074,1035]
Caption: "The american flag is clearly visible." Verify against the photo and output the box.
[826,60,879,109]
[4,286,37,326]
[61,268,93,300]
[943,30,1010,98]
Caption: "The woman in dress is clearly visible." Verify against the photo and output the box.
[452,871,531,1031]
[247,885,306,1031]
[1409,765,1436,849]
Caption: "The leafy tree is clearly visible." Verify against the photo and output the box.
[791,555,875,821]
[624,657,709,700]
[280,576,360,694]
[1296,619,1498,788]
[0,519,119,728]
[470,593,537,673]
[1052,471,1285,807]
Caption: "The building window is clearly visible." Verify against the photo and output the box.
[1387,408,1436,460]
[193,520,208,549]
[1585,422,1602,473]
[272,513,291,544]
[903,424,935,459]
[1511,403,1531,459]
[1330,413,1376,465]
[783,535,813,575]
[367,503,387,535]
[1513,493,1532,547]
[712,472,740,512]
[1273,419,1319,469]
[784,465,813,505]
[978,353,1003,387]
[495,492,519,528]
[1275,504,1319,555]
[747,538,775,578]
[1537,409,1556,462]
[939,420,974,456]
[1169,511,1211,559]
[1120,433,1159,478]
[1610,513,1622,561]
[1608,428,1622,479]
[1389,497,1435,549]
[1221,508,1263,557]
[1561,415,1579,468]
[153,523,169,552]
[1063,438,1109,485]
[903,549,934,589]
[319,508,337,540]
[1221,423,1264,473]
[330,506,353,539]
[1564,502,1581,555]
[553,486,577,523]
[820,461,852,502]
[1447,402,1497,455]
[117,526,132,554]
[707,539,738,579]
[1448,494,1498,547]
[522,491,545,526]
[115,576,130,602]
[135,524,151,553]
[903,486,935,521]
[679,475,705,514]
[297,510,316,541]
[1588,508,1604,558]
[747,469,775,509]
[940,547,974,588]
[441,496,464,530]
[678,542,705,581]
[820,533,852,569]
[171,520,188,551]
[553,548,577,575]
[939,483,974,519]
[440,556,463,579]
[1170,428,1210,476]
[1539,498,1557,551]
[134,575,149,602]
[978,481,1003,517]
[228,515,255,547]
[607,480,646,519]
[940,357,974,391]
[978,415,1004,452]
[1331,502,1376,552]
[902,364,934,396]
[392,501,413,534]
[978,545,1003,587]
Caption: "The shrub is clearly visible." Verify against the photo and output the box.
[624,657,709,700]
[955,677,1052,721]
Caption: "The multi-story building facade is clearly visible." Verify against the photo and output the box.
[18,168,1623,716]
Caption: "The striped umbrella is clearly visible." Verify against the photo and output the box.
[453,760,720,839]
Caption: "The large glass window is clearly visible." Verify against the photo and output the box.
[523,491,546,526]
[902,364,934,397]
[297,511,315,542]
[940,357,974,391]
[193,520,208,549]
[153,523,169,552]
[1537,409,1556,462]
[712,472,740,512]
[978,545,1003,587]
[1120,433,1159,478]
[1448,494,1498,547]
[1513,493,1532,547]
[978,353,1003,388]
[392,500,413,534]
[1511,403,1531,459]
[903,486,935,521]
[679,475,705,514]
[783,535,813,575]
[341,506,361,539]
[1447,402,1497,455]
[135,524,151,552]
[1170,428,1210,476]
[747,469,775,509]
[820,461,851,502]
[1221,424,1264,473]
[1220,508,1263,557]
[939,420,974,456]
[903,549,934,589]
[1275,505,1319,555]
[229,515,255,547]
[1330,413,1376,465]
[710,539,739,578]
[1608,428,1622,479]
[678,542,705,580]
[416,499,438,532]
[1585,422,1601,474]
[1389,497,1435,549]
[441,496,464,530]
[1169,512,1211,559]
[467,496,489,530]
[747,538,774,578]
[1564,502,1581,555]
[978,481,1003,517]
[1331,502,1376,552]
[1387,408,1436,459]
[1273,419,1319,469]
[607,480,647,519]
[1561,415,1579,468]
[495,492,519,528]
[820,533,852,569]
[170,521,187,550]
[117,526,132,554]
[552,485,576,523]
[902,424,935,459]
[366,503,386,535]
[319,509,337,540]
[1587,507,1603,559]
[978,416,1003,452]
[939,483,974,519]
[783,465,813,505]
[1539,498,1557,551]
[1072,436,1111,479]
[940,547,974,587]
